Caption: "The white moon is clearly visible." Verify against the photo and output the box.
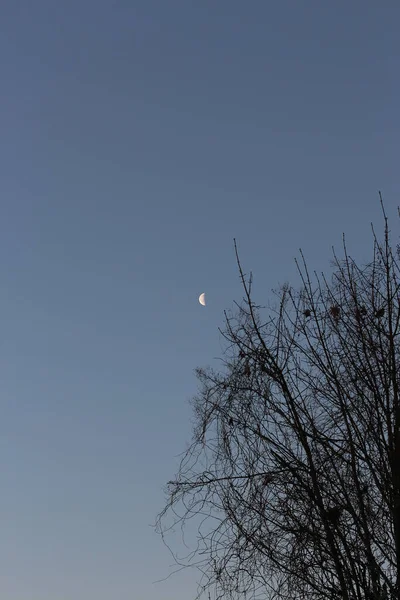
[199,293,206,306]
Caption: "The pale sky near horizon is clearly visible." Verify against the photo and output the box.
[0,1,399,599]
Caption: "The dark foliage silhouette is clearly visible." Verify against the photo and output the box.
[157,198,400,600]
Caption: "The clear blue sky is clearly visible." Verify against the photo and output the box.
[0,1,399,598]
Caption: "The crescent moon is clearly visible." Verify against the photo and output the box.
[199,293,206,306]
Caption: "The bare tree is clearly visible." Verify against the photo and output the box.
[156,198,400,600]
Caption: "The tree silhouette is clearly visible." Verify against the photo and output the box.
[157,198,400,600]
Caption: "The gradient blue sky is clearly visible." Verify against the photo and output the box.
[0,1,399,598]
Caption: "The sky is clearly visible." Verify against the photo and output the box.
[0,1,399,598]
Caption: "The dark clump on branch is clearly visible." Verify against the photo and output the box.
[156,197,400,600]
[355,305,368,321]
[325,505,343,525]
[329,305,341,321]
[243,361,251,377]
[262,473,274,485]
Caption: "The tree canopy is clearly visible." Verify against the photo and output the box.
[157,199,400,600]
